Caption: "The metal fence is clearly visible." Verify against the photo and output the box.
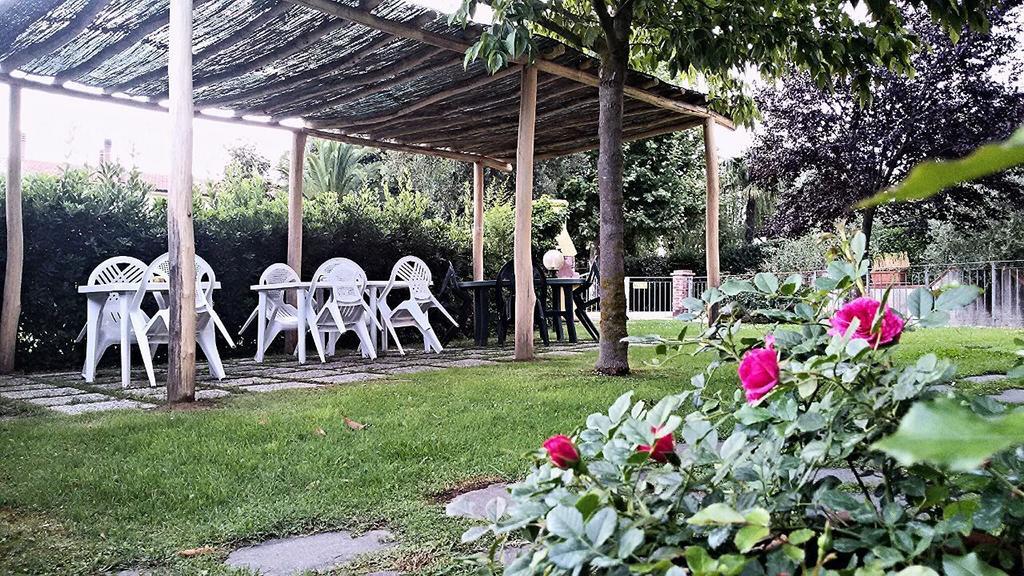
[688,261,1024,328]
[579,261,1024,327]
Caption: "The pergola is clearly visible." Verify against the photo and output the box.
[0,0,731,401]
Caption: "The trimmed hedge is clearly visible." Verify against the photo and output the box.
[0,167,560,370]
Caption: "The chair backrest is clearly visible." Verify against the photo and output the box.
[438,261,464,297]
[87,256,147,286]
[259,263,299,308]
[324,259,368,306]
[309,257,348,294]
[133,253,216,312]
[388,256,433,301]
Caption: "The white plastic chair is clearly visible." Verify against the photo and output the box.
[308,258,380,361]
[129,254,235,387]
[378,256,457,354]
[79,256,148,381]
[240,263,301,359]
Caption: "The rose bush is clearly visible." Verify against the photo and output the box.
[465,226,1024,576]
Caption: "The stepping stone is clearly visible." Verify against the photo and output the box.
[445,483,512,520]
[225,530,396,576]
[989,389,1024,404]
[276,369,345,380]
[537,351,581,358]
[0,377,36,388]
[0,382,55,393]
[1,386,82,400]
[26,392,112,407]
[240,381,320,393]
[385,365,446,375]
[122,387,232,401]
[962,374,1007,384]
[437,359,499,368]
[51,399,155,415]
[320,372,385,385]
[217,377,280,388]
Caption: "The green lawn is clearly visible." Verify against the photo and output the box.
[0,321,1021,575]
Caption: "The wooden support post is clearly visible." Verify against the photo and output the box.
[513,66,538,361]
[472,161,485,281]
[284,130,306,350]
[703,117,721,322]
[0,85,22,373]
[167,0,197,403]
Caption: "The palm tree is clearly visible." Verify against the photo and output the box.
[303,140,379,200]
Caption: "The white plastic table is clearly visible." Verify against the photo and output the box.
[249,280,414,363]
[78,282,221,387]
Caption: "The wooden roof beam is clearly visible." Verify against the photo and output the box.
[53,0,218,83]
[0,0,116,73]
[285,0,732,128]
[310,64,522,129]
[529,118,705,161]
[106,2,294,94]
[304,128,512,172]
[198,19,429,108]
[263,47,454,118]
[157,17,356,100]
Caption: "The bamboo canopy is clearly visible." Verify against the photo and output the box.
[0,0,731,382]
[0,0,730,171]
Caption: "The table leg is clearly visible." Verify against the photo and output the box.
[369,288,382,351]
[473,287,486,346]
[551,286,564,341]
[82,295,102,382]
[564,286,578,343]
[297,290,307,364]
[256,292,267,363]
[119,294,131,388]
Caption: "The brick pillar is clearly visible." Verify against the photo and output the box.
[672,270,695,317]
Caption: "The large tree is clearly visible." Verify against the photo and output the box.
[455,0,996,374]
[748,3,1024,247]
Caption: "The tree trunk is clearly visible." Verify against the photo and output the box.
[862,205,876,256]
[744,193,757,244]
[594,11,632,376]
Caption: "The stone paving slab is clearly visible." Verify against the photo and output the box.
[963,374,1008,384]
[51,399,155,415]
[0,377,38,388]
[26,392,113,407]
[216,377,280,388]
[384,365,446,375]
[225,530,396,576]
[122,387,232,401]
[434,359,499,368]
[320,372,386,385]
[1,386,82,400]
[240,381,321,393]
[0,382,56,392]
[275,369,348,380]
[445,483,512,520]
[990,389,1024,404]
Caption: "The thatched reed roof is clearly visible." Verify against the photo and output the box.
[0,0,731,171]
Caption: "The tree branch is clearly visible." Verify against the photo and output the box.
[592,0,614,34]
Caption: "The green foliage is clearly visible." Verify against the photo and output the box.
[859,126,1024,208]
[453,0,996,124]
[472,226,1024,575]
[302,139,380,200]
[0,163,470,370]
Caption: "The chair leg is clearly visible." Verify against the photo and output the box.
[352,320,377,360]
[535,305,551,346]
[130,315,157,388]
[198,324,225,380]
[263,323,284,355]
[382,316,405,355]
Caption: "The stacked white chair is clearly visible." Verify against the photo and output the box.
[240,263,302,360]
[128,254,235,387]
[308,258,379,361]
[378,256,457,354]
[78,256,148,382]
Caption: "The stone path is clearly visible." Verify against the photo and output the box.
[0,341,599,417]
[224,530,396,576]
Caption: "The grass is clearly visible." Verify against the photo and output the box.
[0,321,1021,575]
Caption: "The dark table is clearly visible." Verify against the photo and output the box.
[458,277,588,346]
[546,278,587,343]
[457,279,497,346]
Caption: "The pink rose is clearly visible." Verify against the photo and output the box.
[543,435,580,469]
[738,347,780,403]
[637,426,676,463]
[828,297,905,348]
[764,333,776,349]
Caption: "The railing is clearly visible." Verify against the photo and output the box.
[581,276,675,316]
[687,260,1024,328]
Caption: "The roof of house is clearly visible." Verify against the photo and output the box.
[0,0,731,171]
